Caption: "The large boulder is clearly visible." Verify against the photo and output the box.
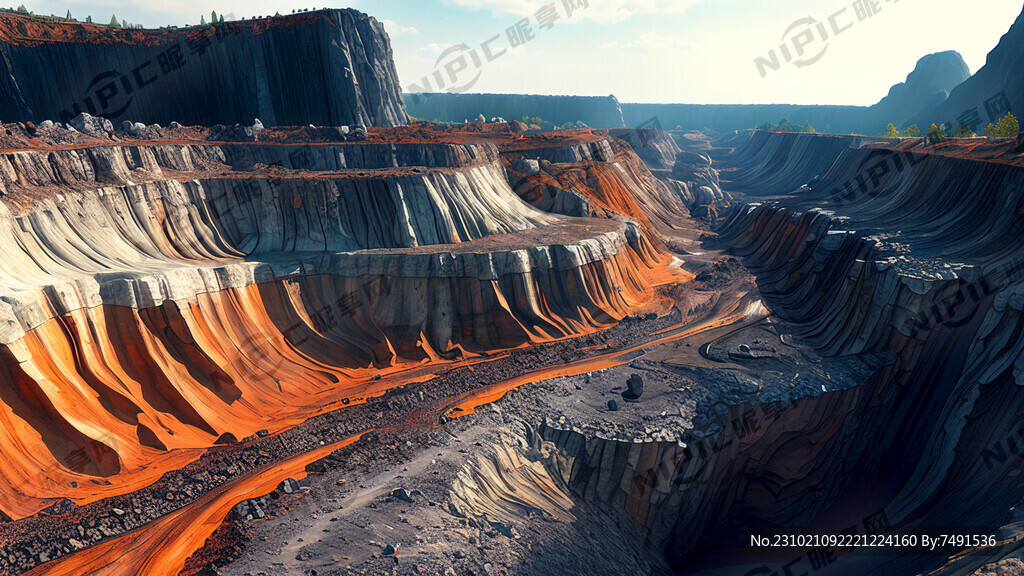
[69,113,113,136]
[674,151,711,168]
[622,374,644,402]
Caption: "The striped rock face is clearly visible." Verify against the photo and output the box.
[687,131,1024,575]
[8,118,1024,576]
[0,9,408,127]
[0,125,688,526]
[0,119,706,576]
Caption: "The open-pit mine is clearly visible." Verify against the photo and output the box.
[0,4,1023,576]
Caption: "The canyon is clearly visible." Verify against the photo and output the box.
[0,5,1022,576]
[3,118,1023,576]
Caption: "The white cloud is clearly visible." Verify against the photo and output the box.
[419,42,455,55]
[382,19,419,36]
[600,31,681,52]
[442,0,704,24]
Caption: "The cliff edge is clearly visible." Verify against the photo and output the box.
[0,9,409,127]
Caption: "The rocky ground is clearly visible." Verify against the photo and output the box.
[176,255,876,576]
[211,413,675,576]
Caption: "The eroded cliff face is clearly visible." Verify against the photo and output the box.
[710,131,878,198]
[6,114,1024,576]
[502,133,707,237]
[448,129,1024,576]
[0,122,689,536]
[608,129,681,171]
[0,10,408,127]
[652,131,1024,575]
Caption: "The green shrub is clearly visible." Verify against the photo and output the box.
[926,123,946,142]
[985,112,1019,137]
[950,123,974,138]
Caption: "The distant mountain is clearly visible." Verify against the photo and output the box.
[619,52,970,135]
[871,51,970,127]
[910,6,1024,132]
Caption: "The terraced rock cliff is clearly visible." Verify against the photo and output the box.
[0,121,680,522]
[3,68,1022,576]
[0,9,408,127]
[0,117,723,576]
[684,131,1024,575]
[462,131,1024,576]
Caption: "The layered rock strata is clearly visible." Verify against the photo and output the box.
[0,10,408,127]
[677,132,1024,575]
[0,126,672,524]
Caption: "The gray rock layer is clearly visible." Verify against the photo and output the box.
[0,10,408,127]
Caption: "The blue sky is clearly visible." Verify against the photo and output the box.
[17,0,1024,105]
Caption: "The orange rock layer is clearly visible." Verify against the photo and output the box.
[0,247,670,520]
[23,432,369,576]
[0,125,694,576]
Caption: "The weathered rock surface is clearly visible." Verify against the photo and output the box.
[607,129,680,170]
[503,136,695,248]
[0,10,408,127]
[0,125,680,537]
[685,130,1024,575]
[708,130,873,198]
